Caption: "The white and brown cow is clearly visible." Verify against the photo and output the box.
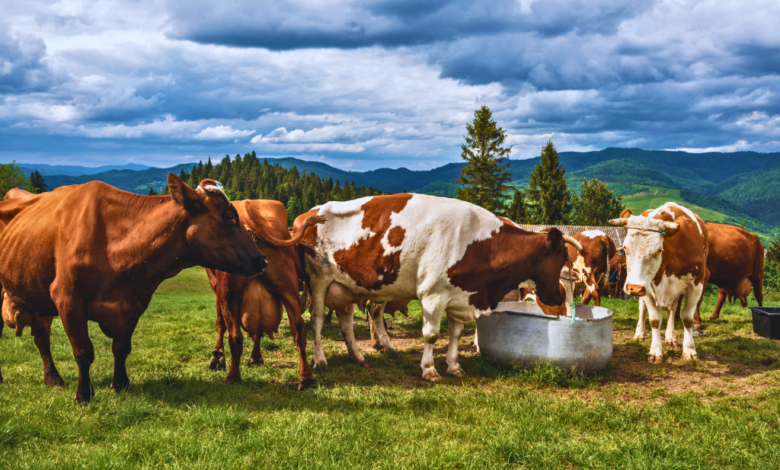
[610,203,708,364]
[295,193,581,381]
[569,230,617,307]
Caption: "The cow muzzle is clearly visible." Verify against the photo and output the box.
[625,284,646,296]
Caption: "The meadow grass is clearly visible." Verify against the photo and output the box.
[2,268,780,469]
[622,186,729,223]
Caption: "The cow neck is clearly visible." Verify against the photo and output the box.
[101,194,191,284]
[496,226,551,287]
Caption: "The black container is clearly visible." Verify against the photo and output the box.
[750,307,780,340]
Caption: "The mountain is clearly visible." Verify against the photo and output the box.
[34,148,780,236]
[15,162,152,177]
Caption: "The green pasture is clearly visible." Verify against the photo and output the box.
[621,186,729,223]
[2,268,780,469]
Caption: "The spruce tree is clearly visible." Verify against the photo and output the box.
[455,105,512,214]
[148,187,158,196]
[506,188,528,224]
[571,177,624,225]
[28,170,47,193]
[526,140,572,224]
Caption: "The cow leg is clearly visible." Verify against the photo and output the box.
[581,288,592,306]
[634,297,647,340]
[32,322,64,387]
[209,299,227,371]
[335,303,368,367]
[222,298,244,383]
[664,299,678,349]
[709,289,728,321]
[645,300,664,364]
[750,274,764,307]
[324,309,333,324]
[279,293,315,390]
[248,332,263,366]
[680,285,701,361]
[420,296,446,382]
[445,316,465,376]
[110,332,134,392]
[369,301,394,352]
[309,282,329,368]
[57,303,95,403]
[592,286,601,307]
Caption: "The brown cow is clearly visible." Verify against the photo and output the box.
[567,230,617,307]
[0,176,266,402]
[204,199,322,390]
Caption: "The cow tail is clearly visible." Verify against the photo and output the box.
[256,214,326,248]
[751,237,765,306]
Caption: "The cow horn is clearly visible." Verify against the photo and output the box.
[663,221,679,230]
[562,235,583,251]
[609,218,629,226]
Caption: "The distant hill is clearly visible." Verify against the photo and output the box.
[34,148,780,236]
[15,162,152,177]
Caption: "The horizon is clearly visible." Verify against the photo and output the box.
[2,1,779,171]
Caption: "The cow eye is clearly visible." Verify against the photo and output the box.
[656,248,663,255]
[223,211,236,223]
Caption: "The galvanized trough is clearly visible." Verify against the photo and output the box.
[475,301,613,374]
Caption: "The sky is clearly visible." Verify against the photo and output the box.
[1,0,779,170]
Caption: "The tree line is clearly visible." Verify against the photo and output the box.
[455,105,624,226]
[158,152,385,224]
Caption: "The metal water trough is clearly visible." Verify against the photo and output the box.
[475,301,613,374]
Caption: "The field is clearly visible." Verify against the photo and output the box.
[621,186,729,224]
[2,268,780,469]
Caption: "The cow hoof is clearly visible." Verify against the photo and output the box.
[312,358,328,368]
[682,351,697,361]
[248,357,264,366]
[663,338,678,349]
[356,360,371,369]
[372,341,384,352]
[45,373,65,387]
[110,379,130,392]
[422,369,441,382]
[647,353,664,365]
[693,323,702,331]
[633,333,645,341]
[298,376,316,391]
[225,375,241,383]
[209,350,226,371]
[447,366,466,377]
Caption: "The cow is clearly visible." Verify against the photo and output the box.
[607,248,628,300]
[0,175,266,402]
[295,193,581,381]
[203,199,323,390]
[610,203,708,364]
[699,222,764,321]
[569,230,618,307]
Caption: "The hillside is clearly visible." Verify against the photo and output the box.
[29,148,780,236]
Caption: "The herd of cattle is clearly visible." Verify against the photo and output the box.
[0,174,765,403]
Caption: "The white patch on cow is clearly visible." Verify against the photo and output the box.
[648,202,702,236]
[580,230,605,239]
[518,279,536,290]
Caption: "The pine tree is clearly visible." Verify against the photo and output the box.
[526,140,572,224]
[506,189,528,224]
[286,196,300,225]
[148,187,158,196]
[28,170,47,193]
[571,178,624,225]
[455,105,512,214]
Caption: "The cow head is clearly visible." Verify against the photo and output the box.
[610,210,680,297]
[167,174,267,276]
[529,229,582,307]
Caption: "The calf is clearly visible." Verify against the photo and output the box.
[295,194,580,380]
[0,176,266,402]
[569,230,617,307]
[610,203,708,364]
[204,199,323,390]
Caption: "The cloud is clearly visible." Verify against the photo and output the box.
[194,125,255,140]
[0,24,59,94]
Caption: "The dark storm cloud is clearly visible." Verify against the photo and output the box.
[0,26,59,94]
[165,0,652,50]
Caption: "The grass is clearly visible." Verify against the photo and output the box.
[622,186,729,223]
[2,267,780,468]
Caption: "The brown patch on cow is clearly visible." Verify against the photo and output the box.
[387,226,405,247]
[333,194,413,291]
[448,224,565,311]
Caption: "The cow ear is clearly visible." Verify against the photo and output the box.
[620,208,634,218]
[545,227,564,254]
[167,173,203,212]
[664,217,683,237]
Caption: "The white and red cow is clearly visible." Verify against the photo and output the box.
[570,230,617,307]
[610,203,708,364]
[295,193,581,381]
